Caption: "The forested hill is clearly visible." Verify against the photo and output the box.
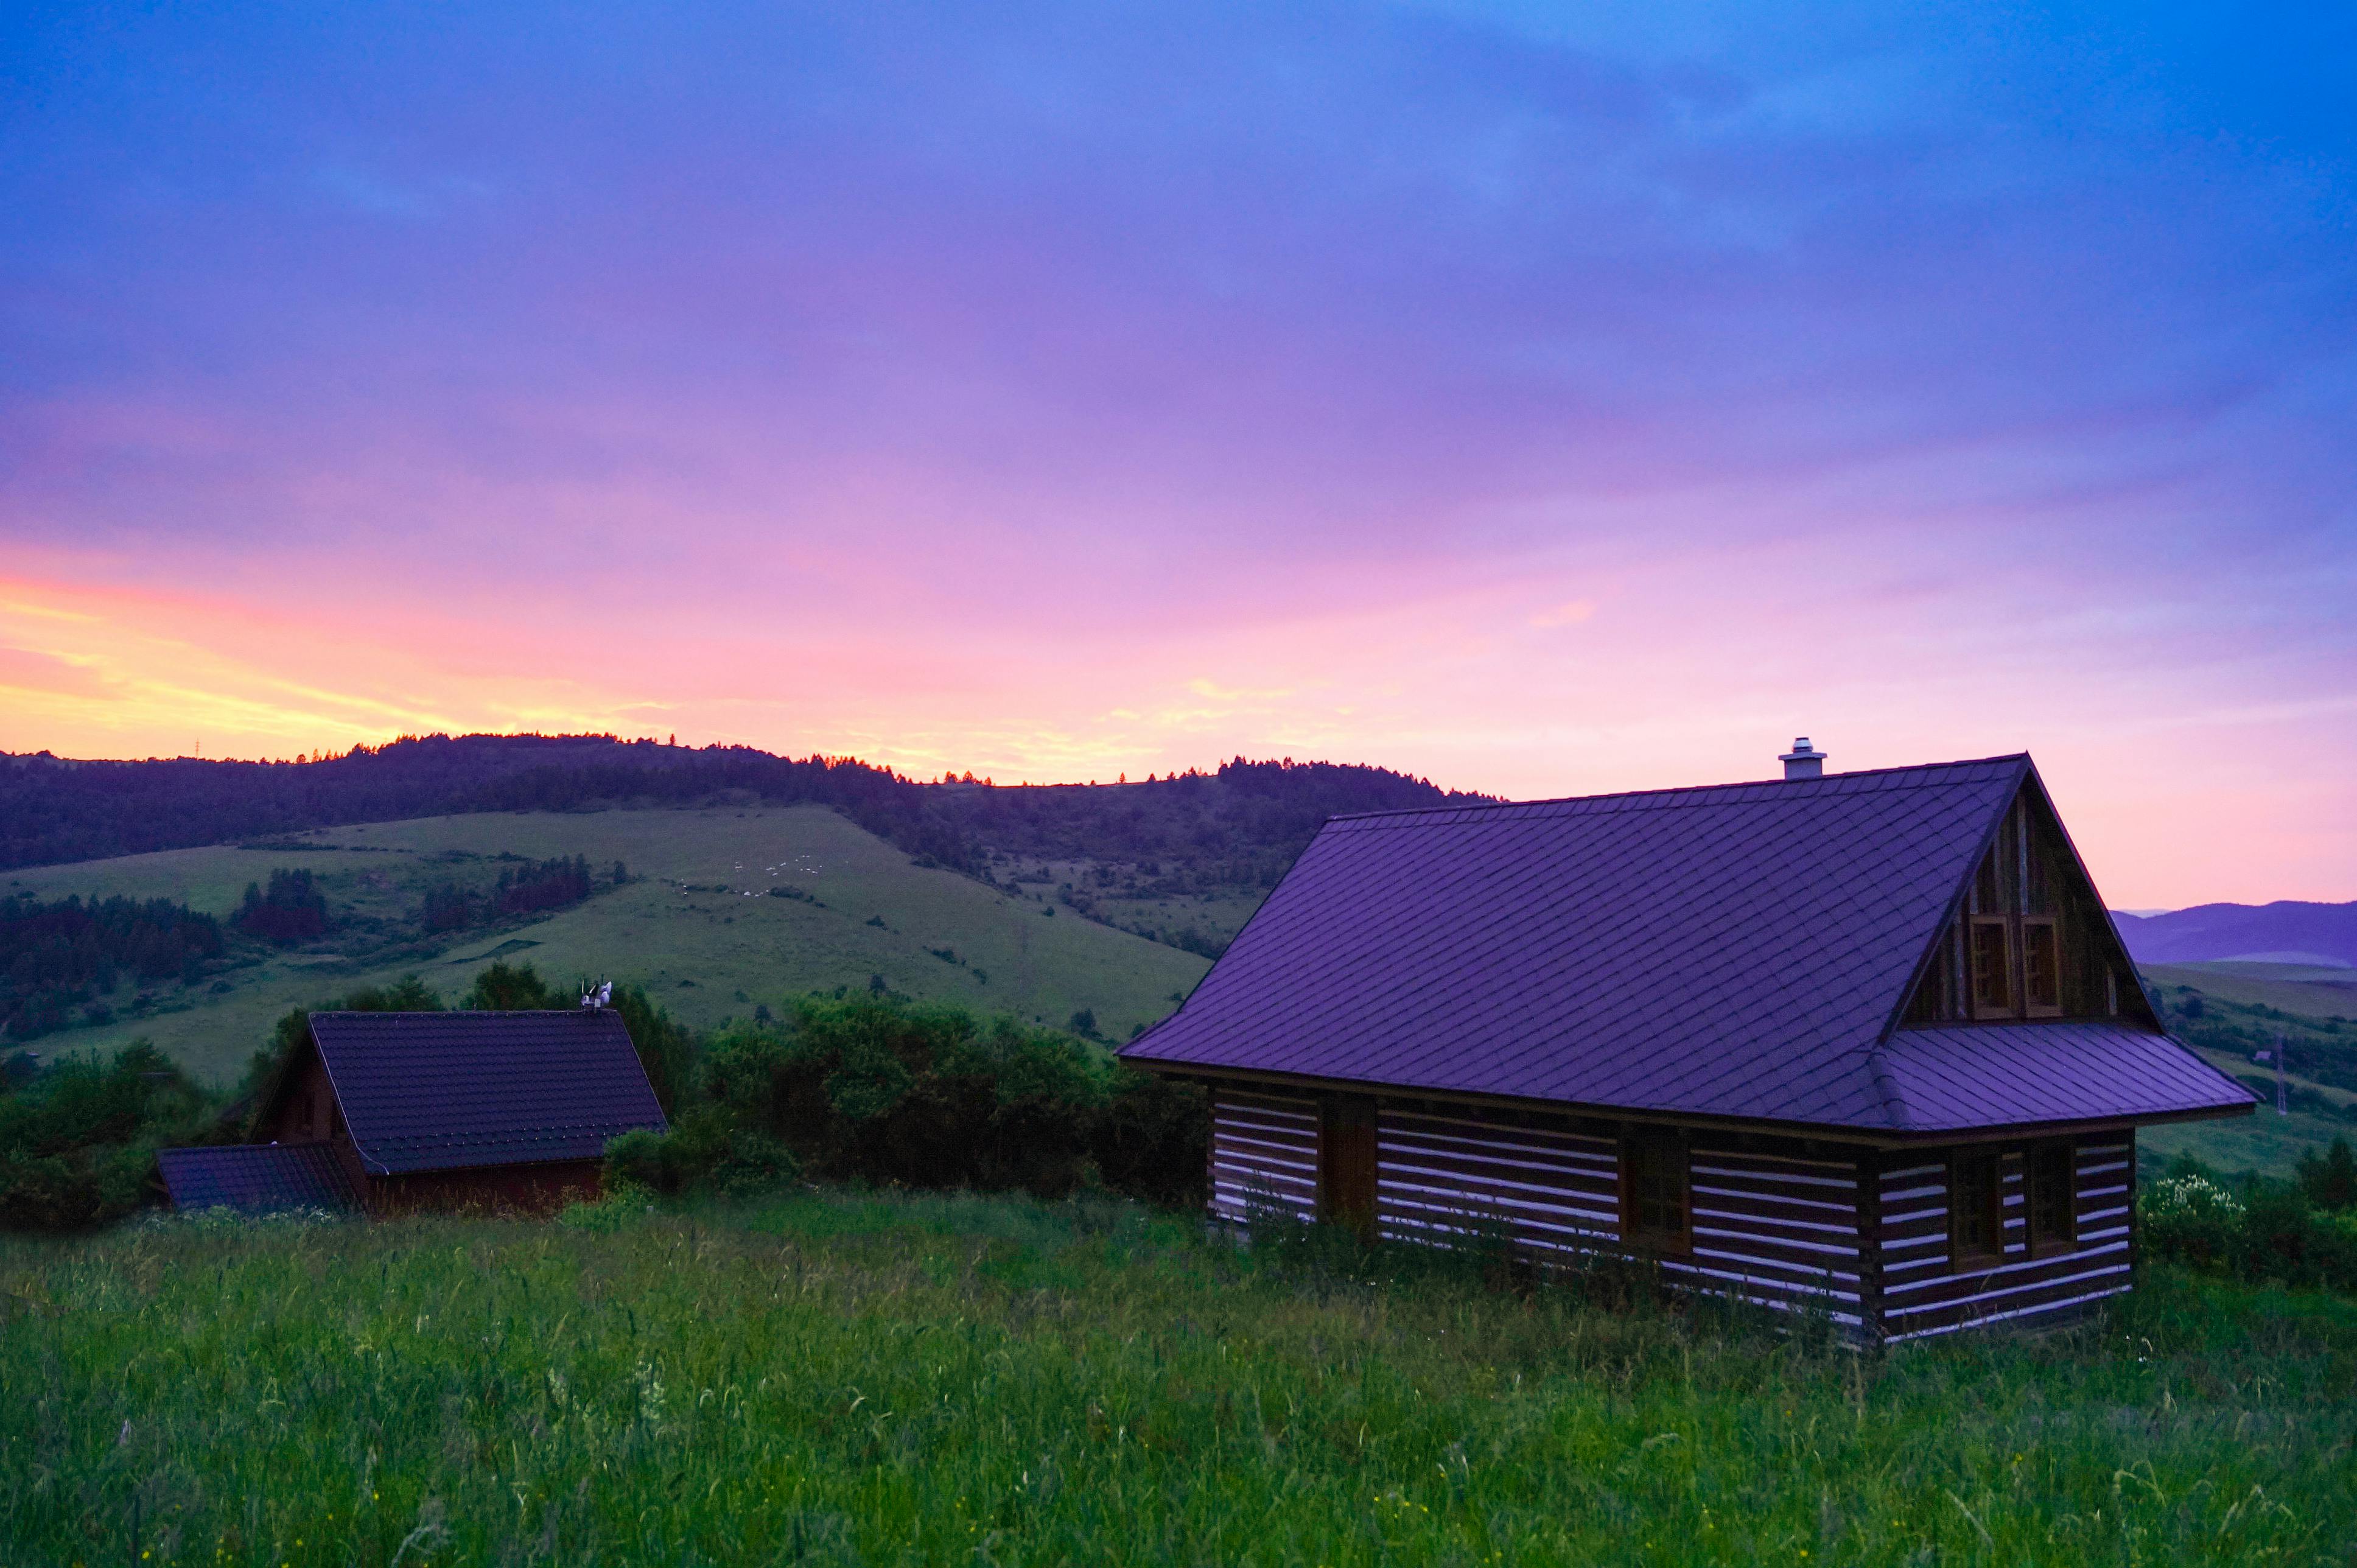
[0,736,1486,889]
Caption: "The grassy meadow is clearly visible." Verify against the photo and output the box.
[5,807,1208,1084]
[3,1189,2354,1567]
[2145,961,2357,1023]
[2138,961,2357,1178]
[2143,1097,2355,1180]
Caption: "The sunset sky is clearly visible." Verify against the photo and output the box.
[3,2,2352,906]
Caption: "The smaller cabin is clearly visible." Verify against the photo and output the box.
[159,1009,667,1216]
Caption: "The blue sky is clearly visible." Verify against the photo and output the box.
[1,1,2352,901]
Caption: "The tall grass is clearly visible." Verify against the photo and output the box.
[3,1189,2353,1566]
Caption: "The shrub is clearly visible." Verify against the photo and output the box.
[0,1040,217,1231]
[610,995,1208,1205]
[2139,1171,2246,1270]
[2298,1134,2356,1211]
[603,1115,800,1199]
[2140,1162,2357,1292]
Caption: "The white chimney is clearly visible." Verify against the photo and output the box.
[1779,737,1826,780]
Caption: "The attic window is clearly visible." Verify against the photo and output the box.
[1950,1148,2003,1268]
[1968,917,2014,1018]
[1622,1130,1690,1255]
[2022,918,2062,1017]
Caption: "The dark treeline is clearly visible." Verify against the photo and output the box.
[0,736,968,872]
[947,758,1490,892]
[233,868,330,945]
[1,894,226,1041]
[422,855,602,932]
[1,735,1487,894]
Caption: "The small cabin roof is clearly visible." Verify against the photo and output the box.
[1121,755,2252,1135]
[304,1009,668,1175]
[158,1143,359,1215]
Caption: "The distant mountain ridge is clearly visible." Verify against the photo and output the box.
[2113,901,2357,968]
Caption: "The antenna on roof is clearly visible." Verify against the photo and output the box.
[1779,737,1827,781]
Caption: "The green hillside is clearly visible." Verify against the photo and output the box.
[2,806,1209,1085]
[2145,959,2357,1022]
[2139,961,2357,1178]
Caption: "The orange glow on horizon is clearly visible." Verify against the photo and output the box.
[1,554,2348,911]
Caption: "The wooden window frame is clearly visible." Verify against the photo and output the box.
[1968,915,2016,1018]
[2021,917,2064,1018]
[1620,1128,1692,1257]
[1949,1147,2004,1271]
[2025,1139,2077,1256]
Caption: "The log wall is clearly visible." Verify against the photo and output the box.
[1876,1136,2134,1341]
[1375,1104,1619,1256]
[1207,1086,1320,1225]
[1667,1141,1866,1331]
[1200,1077,2141,1342]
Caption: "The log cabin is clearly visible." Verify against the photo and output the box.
[159,1007,667,1216]
[1118,744,2255,1342]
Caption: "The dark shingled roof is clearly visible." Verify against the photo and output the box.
[1121,755,2254,1135]
[309,1009,668,1174]
[1878,1022,2249,1131]
[158,1144,358,1214]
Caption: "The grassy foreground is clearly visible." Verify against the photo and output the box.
[3,1193,2355,1567]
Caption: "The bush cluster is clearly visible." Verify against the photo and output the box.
[605,993,1206,1206]
[2138,1146,2357,1293]
[0,1042,217,1230]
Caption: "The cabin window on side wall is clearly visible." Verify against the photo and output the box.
[1317,1097,1379,1241]
[1950,1148,2003,1268]
[2026,1141,2076,1253]
[1622,1130,1690,1255]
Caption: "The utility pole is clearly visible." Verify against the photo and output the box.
[2277,1031,2288,1118]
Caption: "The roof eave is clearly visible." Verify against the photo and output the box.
[1136,1057,2257,1150]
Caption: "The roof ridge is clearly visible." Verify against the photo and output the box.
[1322,755,2030,828]
[310,1007,604,1019]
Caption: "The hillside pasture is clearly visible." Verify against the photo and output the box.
[3,807,1207,1084]
[1,1189,2352,1566]
[2146,961,2357,1024]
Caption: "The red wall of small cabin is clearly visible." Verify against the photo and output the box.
[259,1051,341,1146]
[368,1161,605,1216]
